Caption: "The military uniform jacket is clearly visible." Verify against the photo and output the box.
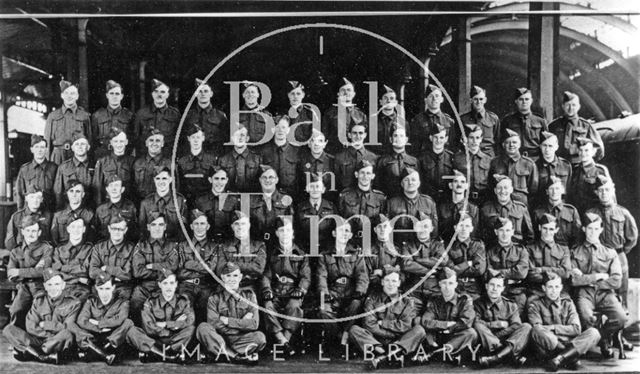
[487,243,529,290]
[363,291,416,339]
[570,242,622,294]
[51,240,93,285]
[258,141,300,196]
[338,187,387,223]
[587,204,638,253]
[402,238,449,294]
[421,293,475,332]
[91,106,134,149]
[480,199,534,245]
[533,202,581,247]
[334,146,379,191]
[95,198,138,242]
[296,150,335,195]
[16,159,57,210]
[238,104,272,144]
[452,149,492,197]
[317,243,368,297]
[133,154,172,200]
[548,116,604,164]
[141,293,195,338]
[206,288,260,334]
[132,238,179,281]
[249,190,294,241]
[53,157,94,209]
[408,110,454,152]
[386,193,438,239]
[51,205,96,245]
[89,239,135,284]
[177,237,219,281]
[26,293,81,339]
[92,153,135,205]
[489,153,539,198]
[44,105,92,158]
[535,156,572,196]
[295,198,337,248]
[261,244,311,297]
[218,148,263,192]
[527,296,581,339]
[459,109,501,156]
[526,241,572,290]
[500,111,548,157]
[418,148,454,198]
[177,150,218,202]
[77,295,129,333]
[133,104,181,156]
[438,199,479,243]
[8,240,53,283]
[4,208,52,250]
[321,104,367,154]
[193,192,239,240]
[365,240,404,287]
[138,192,187,241]
[184,103,229,153]
[290,104,318,144]
[374,151,419,198]
[449,238,486,295]
[568,161,610,212]
[474,296,522,338]
[370,110,405,154]
[216,238,267,287]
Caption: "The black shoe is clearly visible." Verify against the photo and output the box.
[282,342,296,357]
[565,359,582,370]
[105,353,116,365]
[368,355,388,370]
[12,349,29,362]
[622,336,634,351]
[139,352,149,363]
[600,341,614,359]
[514,356,527,367]
[42,353,59,365]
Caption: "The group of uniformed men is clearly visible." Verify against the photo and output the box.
[2,76,638,371]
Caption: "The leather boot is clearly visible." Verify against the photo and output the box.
[549,347,579,372]
[41,352,60,365]
[86,341,116,365]
[479,345,512,367]
[600,339,614,359]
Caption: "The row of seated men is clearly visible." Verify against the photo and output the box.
[1,199,631,370]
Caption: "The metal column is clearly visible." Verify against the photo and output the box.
[455,17,472,114]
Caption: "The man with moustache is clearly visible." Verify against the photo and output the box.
[437,170,479,243]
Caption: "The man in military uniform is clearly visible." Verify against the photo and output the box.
[50,180,96,245]
[334,122,379,191]
[458,85,501,157]
[177,209,220,322]
[500,87,548,161]
[296,129,336,201]
[53,133,94,210]
[528,272,601,371]
[364,214,404,294]
[219,125,263,192]
[4,186,52,250]
[296,173,338,251]
[533,176,582,247]
[91,80,135,160]
[526,214,572,301]
[89,215,135,299]
[570,212,627,358]
[447,214,486,300]
[568,137,611,213]
[138,166,187,241]
[184,78,229,156]
[15,134,57,210]
[418,124,454,201]
[196,262,266,364]
[133,78,180,158]
[249,165,294,243]
[486,218,530,314]
[258,115,300,197]
[133,127,172,203]
[3,269,80,364]
[349,265,426,370]
[437,170,479,243]
[322,77,367,154]
[375,125,418,198]
[417,267,478,364]
[386,168,438,244]
[452,124,492,205]
[131,212,180,321]
[92,127,135,206]
[194,166,239,241]
[261,217,310,354]
[369,84,406,154]
[317,221,369,350]
[480,175,534,246]
[6,215,53,328]
[337,160,386,241]
[239,81,273,145]
[177,123,218,206]
[216,211,267,294]
[44,79,91,165]
[587,175,638,308]
[286,81,319,144]
[75,271,130,365]
[535,131,572,206]
[51,216,93,302]
[95,173,138,242]
[474,270,531,367]
[489,129,538,205]
[408,84,454,153]
[139,269,195,362]
[548,91,604,165]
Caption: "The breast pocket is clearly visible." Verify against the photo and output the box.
[514,169,530,192]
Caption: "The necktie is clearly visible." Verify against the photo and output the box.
[264,195,272,211]
[236,154,246,186]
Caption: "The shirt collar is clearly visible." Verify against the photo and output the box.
[159,295,177,308]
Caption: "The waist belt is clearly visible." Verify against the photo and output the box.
[507,279,523,285]
[276,274,295,284]
[334,277,349,285]
[184,278,207,285]
[470,191,479,200]
[53,143,71,150]
[459,277,473,283]
[183,173,205,178]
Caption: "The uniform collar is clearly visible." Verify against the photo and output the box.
[72,156,87,167]
[159,295,177,308]
[107,105,121,115]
